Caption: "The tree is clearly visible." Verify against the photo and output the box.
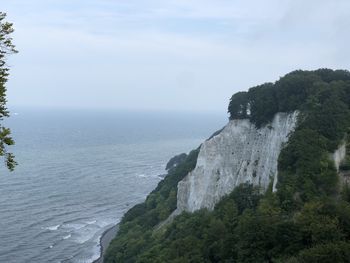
[0,12,17,171]
[228,91,249,120]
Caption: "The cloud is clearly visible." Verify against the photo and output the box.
[2,0,350,111]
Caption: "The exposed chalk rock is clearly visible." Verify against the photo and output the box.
[332,142,348,186]
[175,112,298,213]
[333,143,346,172]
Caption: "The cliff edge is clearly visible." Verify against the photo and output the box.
[176,112,298,213]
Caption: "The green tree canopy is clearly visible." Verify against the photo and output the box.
[0,12,17,171]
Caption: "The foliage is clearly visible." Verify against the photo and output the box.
[165,153,187,171]
[0,12,17,171]
[340,132,350,171]
[228,69,350,128]
[227,91,249,120]
[105,149,199,262]
[295,241,350,263]
[106,69,350,263]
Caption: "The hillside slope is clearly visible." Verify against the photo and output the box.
[105,69,350,263]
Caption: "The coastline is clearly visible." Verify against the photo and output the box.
[92,224,119,263]
[92,174,164,263]
[92,172,166,262]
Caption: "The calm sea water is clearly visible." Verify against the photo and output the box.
[0,108,226,263]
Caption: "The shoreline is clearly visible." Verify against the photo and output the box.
[91,174,164,263]
[92,224,119,263]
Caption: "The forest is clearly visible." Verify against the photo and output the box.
[105,69,350,263]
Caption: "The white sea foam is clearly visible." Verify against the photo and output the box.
[74,224,100,244]
[96,220,114,228]
[63,223,85,230]
[138,173,163,179]
[44,224,61,231]
[63,234,72,240]
[85,243,101,263]
[150,173,163,178]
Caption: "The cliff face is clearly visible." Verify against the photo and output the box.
[333,143,346,172]
[175,112,298,213]
[333,143,349,186]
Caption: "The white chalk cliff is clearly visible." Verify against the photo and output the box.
[333,143,347,172]
[175,112,299,213]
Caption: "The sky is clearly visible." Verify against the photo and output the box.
[2,0,350,112]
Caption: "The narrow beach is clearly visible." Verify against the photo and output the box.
[93,224,119,263]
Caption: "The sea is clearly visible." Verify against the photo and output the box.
[0,108,227,263]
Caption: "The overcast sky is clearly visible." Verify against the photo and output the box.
[2,0,350,112]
